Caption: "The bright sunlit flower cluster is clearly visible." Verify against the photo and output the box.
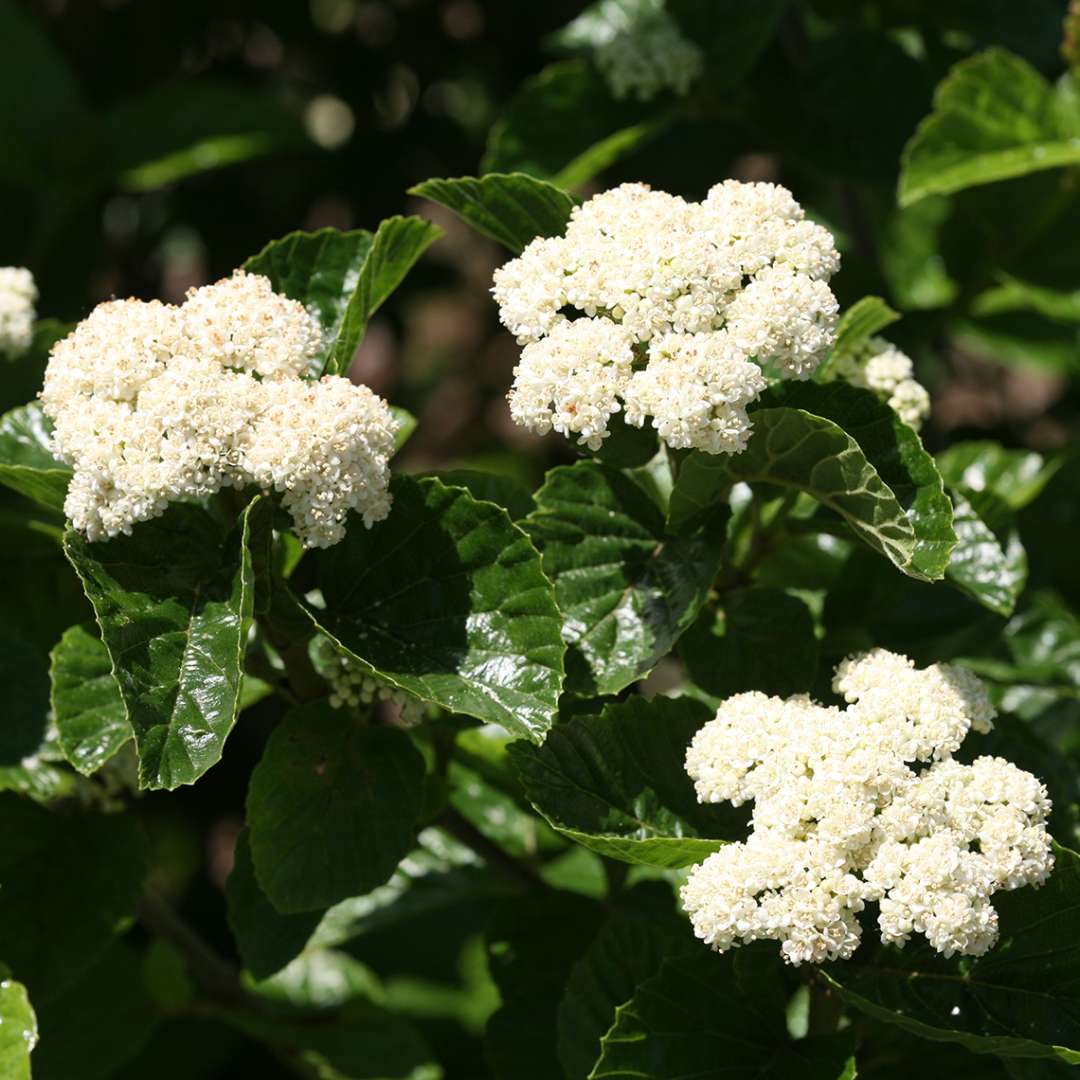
[682,649,1052,965]
[591,0,704,101]
[41,271,397,547]
[493,181,839,453]
[0,267,37,359]
[829,335,931,430]
[315,637,426,726]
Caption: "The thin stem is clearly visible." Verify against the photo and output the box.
[436,806,546,892]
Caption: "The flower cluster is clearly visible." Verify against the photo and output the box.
[315,637,426,726]
[829,335,931,430]
[591,0,704,101]
[41,271,397,547]
[493,181,839,453]
[682,649,1052,965]
[0,267,37,359]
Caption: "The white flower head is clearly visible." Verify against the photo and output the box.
[493,181,840,454]
[41,271,397,548]
[682,650,1052,965]
[0,267,38,359]
[828,336,931,430]
[591,0,704,102]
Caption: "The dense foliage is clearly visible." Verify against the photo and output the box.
[3,1,1080,1077]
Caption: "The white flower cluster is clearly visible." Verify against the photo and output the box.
[41,271,397,548]
[590,0,704,101]
[682,649,1052,965]
[0,267,37,359]
[829,336,930,430]
[493,181,839,454]
[315,638,425,726]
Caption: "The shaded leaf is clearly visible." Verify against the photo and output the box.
[594,950,857,1079]
[304,475,564,742]
[408,173,575,254]
[0,402,70,512]
[245,217,441,376]
[679,586,818,699]
[63,499,260,790]
[937,442,1058,511]
[525,460,724,695]
[827,843,1080,1064]
[246,701,426,914]
[437,469,534,521]
[509,695,745,867]
[899,49,1080,206]
[0,795,144,1002]
[49,624,131,776]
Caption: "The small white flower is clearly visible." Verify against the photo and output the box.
[828,336,931,430]
[41,271,396,548]
[682,650,1052,964]
[492,181,841,455]
[0,267,38,359]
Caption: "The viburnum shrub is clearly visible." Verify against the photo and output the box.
[3,2,1080,1078]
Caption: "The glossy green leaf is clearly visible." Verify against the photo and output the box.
[245,216,441,376]
[101,79,307,192]
[31,943,158,1080]
[937,442,1058,511]
[246,701,426,914]
[557,886,694,1080]
[49,624,131,776]
[408,173,575,253]
[760,382,957,580]
[509,696,746,867]
[0,969,35,1080]
[829,295,901,360]
[679,586,818,699]
[826,844,1080,1064]
[0,795,144,1002]
[437,469,534,521]
[304,475,564,741]
[946,487,1027,616]
[670,408,927,580]
[899,49,1080,206]
[594,951,857,1079]
[483,60,668,189]
[0,402,70,512]
[63,499,260,790]
[525,460,723,695]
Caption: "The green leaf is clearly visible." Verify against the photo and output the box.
[593,951,857,1079]
[557,886,694,1080]
[591,411,660,470]
[509,695,745,868]
[525,460,724,695]
[49,624,131,776]
[407,173,576,254]
[63,498,260,790]
[825,844,1080,1064]
[761,381,957,580]
[680,586,818,699]
[0,796,144,1002]
[391,406,418,454]
[945,487,1027,616]
[899,49,1080,206]
[483,60,668,189]
[0,629,49,766]
[0,402,71,512]
[829,296,901,360]
[669,404,939,581]
[304,475,564,742]
[245,216,441,376]
[246,701,426,914]
[937,442,1059,511]
[31,943,158,1080]
[101,79,307,192]
[217,999,442,1080]
[437,469,534,521]
[0,969,35,1080]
